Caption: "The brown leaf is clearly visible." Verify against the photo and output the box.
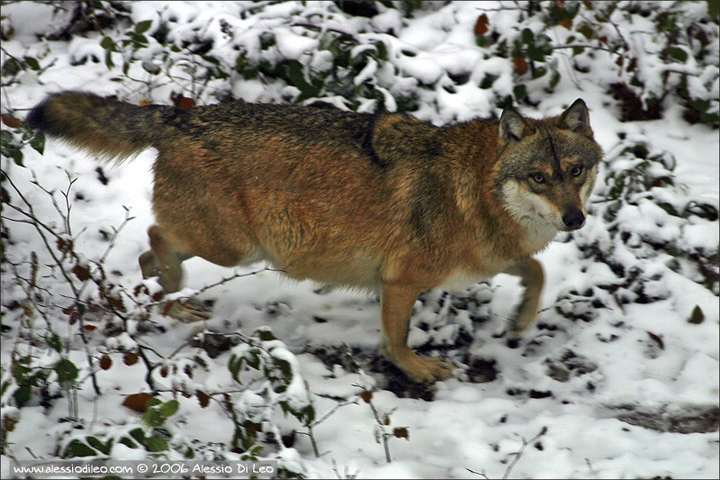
[626,57,637,73]
[1,115,22,128]
[393,427,410,440]
[123,352,139,366]
[647,332,665,350]
[178,97,195,110]
[72,264,91,282]
[83,324,97,332]
[160,365,169,377]
[559,18,573,30]
[139,99,152,106]
[99,354,112,370]
[171,92,195,110]
[513,56,529,76]
[193,355,208,369]
[361,390,373,403]
[133,284,148,297]
[122,393,155,412]
[108,296,125,312]
[162,301,175,316]
[197,390,210,408]
[474,13,489,36]
[56,237,73,255]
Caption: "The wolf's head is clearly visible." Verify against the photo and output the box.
[495,99,602,234]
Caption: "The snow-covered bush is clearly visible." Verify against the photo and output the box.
[474,1,719,126]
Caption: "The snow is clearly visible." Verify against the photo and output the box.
[1,1,718,479]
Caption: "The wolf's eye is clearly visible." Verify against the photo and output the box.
[530,173,546,184]
[570,166,583,176]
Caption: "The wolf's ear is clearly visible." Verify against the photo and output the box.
[557,99,593,136]
[499,107,533,142]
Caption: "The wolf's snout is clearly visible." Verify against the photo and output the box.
[562,210,585,230]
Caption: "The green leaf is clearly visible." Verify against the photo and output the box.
[576,23,594,40]
[118,436,138,449]
[549,70,561,89]
[129,33,149,46]
[9,147,24,166]
[55,358,79,385]
[374,40,389,61]
[105,50,115,70]
[245,351,261,370]
[13,384,32,406]
[229,354,245,382]
[2,58,21,77]
[532,65,548,78]
[129,427,146,443]
[688,305,705,324]
[30,132,45,155]
[87,436,112,455]
[141,408,164,428]
[135,20,153,34]
[24,56,41,71]
[46,332,63,353]
[158,399,179,418]
[63,439,97,458]
[257,328,276,341]
[144,436,169,452]
[100,36,116,51]
[665,46,688,62]
[513,84,527,102]
[286,60,320,101]
[565,2,580,18]
[521,28,534,44]
[528,44,546,62]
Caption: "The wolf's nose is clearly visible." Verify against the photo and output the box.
[562,210,585,230]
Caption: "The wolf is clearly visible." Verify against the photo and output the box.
[26,92,602,383]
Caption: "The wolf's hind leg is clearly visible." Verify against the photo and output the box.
[503,257,544,334]
[138,225,210,322]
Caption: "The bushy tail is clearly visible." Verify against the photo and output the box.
[26,91,170,162]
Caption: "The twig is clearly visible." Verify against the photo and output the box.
[364,391,395,463]
[331,459,360,479]
[502,426,547,480]
[300,394,360,457]
[4,174,102,396]
[466,467,489,478]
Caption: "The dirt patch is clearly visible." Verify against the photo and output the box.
[608,403,719,434]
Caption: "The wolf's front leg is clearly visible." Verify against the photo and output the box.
[379,283,454,383]
[503,257,544,334]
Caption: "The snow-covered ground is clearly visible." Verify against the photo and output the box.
[1,2,718,479]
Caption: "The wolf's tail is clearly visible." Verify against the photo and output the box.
[26,91,172,162]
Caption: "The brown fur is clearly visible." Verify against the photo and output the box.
[26,92,603,382]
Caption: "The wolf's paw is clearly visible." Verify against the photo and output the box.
[383,347,454,383]
[162,299,212,323]
[510,299,538,335]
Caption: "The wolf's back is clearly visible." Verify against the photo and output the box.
[26,91,171,162]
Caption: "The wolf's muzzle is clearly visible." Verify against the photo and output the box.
[562,210,585,230]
